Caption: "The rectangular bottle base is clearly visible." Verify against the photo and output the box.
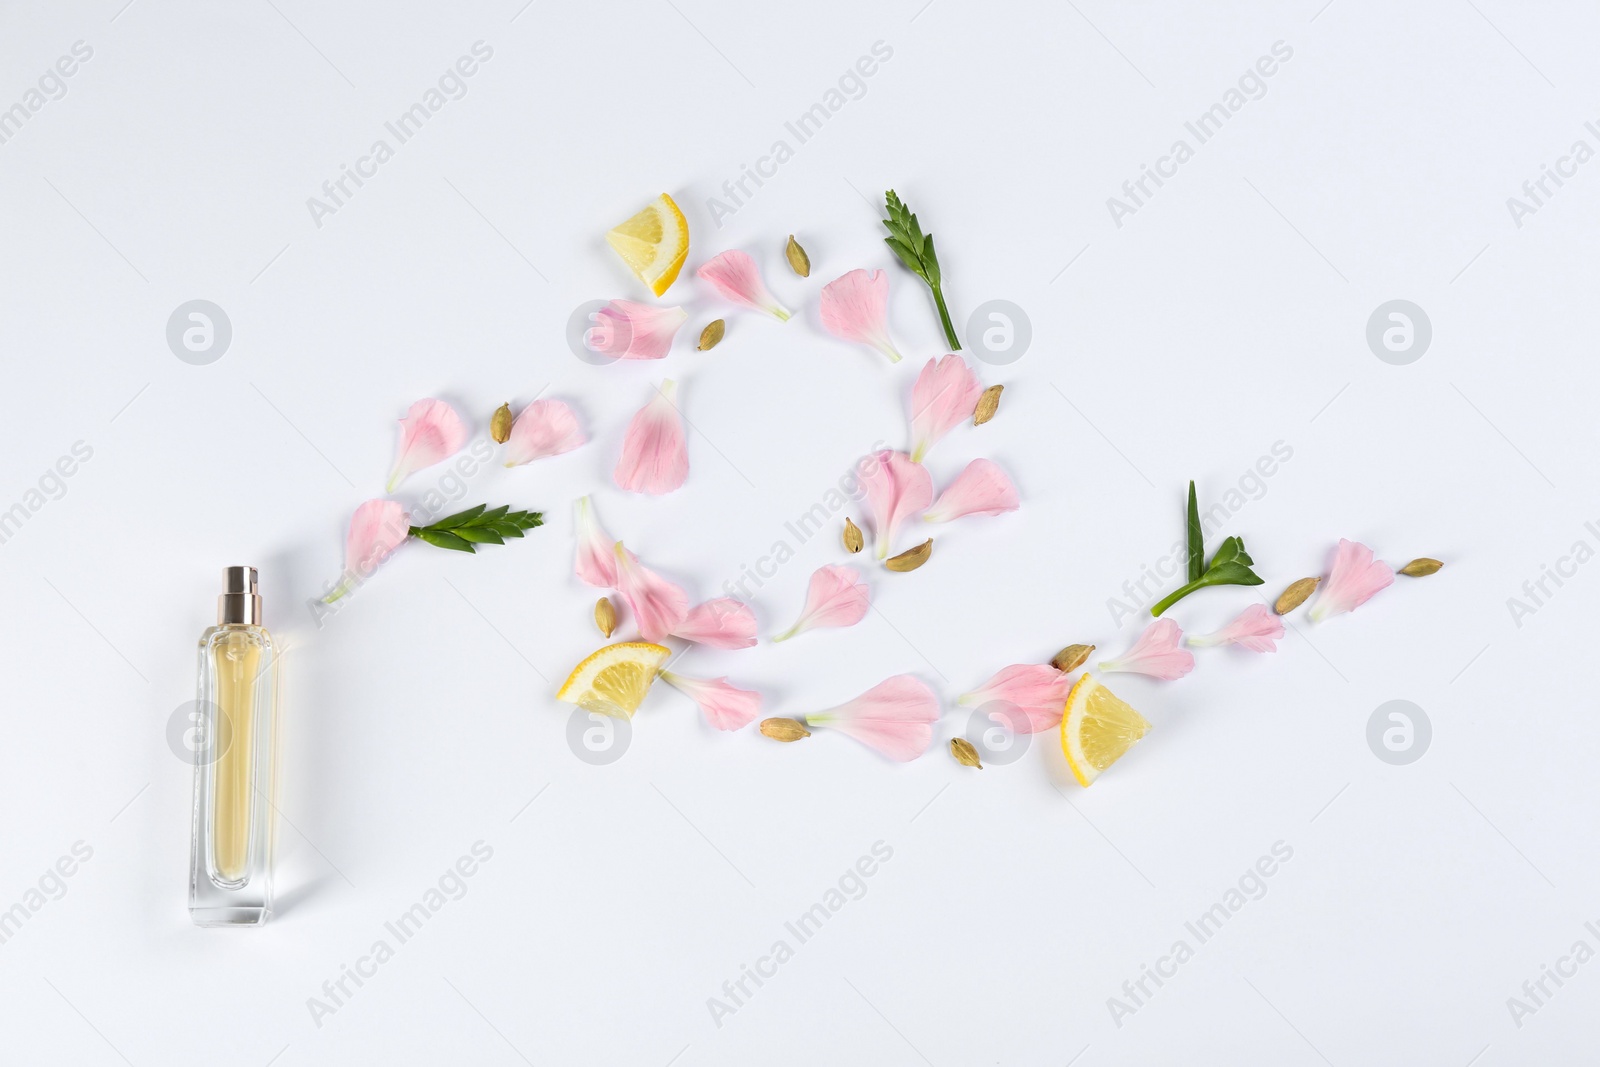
[190,903,271,927]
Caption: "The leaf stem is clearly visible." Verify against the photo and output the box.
[1150,580,1204,617]
[932,286,960,350]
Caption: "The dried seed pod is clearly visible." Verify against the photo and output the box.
[594,597,616,637]
[785,234,810,277]
[760,717,811,742]
[973,384,1004,426]
[1398,557,1443,577]
[697,319,725,350]
[951,737,983,769]
[1274,577,1320,615]
[1051,644,1095,673]
[490,402,513,443]
[885,539,933,572]
[843,517,864,554]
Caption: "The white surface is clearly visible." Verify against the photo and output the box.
[0,1,1593,1063]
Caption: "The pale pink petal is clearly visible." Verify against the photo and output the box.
[673,597,758,649]
[613,542,689,643]
[1310,539,1395,622]
[805,675,940,762]
[819,268,901,363]
[1099,619,1194,680]
[324,499,410,602]
[956,663,1072,733]
[573,496,617,588]
[773,565,870,642]
[860,450,934,560]
[908,354,982,461]
[660,671,761,731]
[697,250,791,321]
[504,399,586,466]
[386,398,468,492]
[924,459,1020,523]
[613,380,688,495]
[1188,604,1284,653]
[583,300,688,360]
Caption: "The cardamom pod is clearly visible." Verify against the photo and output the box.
[594,596,616,637]
[973,384,1003,426]
[760,717,811,742]
[843,517,864,554]
[697,319,725,350]
[785,234,810,277]
[1051,644,1095,673]
[1398,557,1443,577]
[951,737,983,769]
[490,402,513,444]
[885,539,932,572]
[1274,576,1320,615]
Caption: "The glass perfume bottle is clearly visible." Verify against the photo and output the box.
[189,566,280,926]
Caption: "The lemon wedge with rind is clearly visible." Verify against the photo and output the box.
[606,194,689,297]
[557,642,671,719]
[1060,674,1151,787]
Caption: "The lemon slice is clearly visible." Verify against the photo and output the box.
[556,641,671,719]
[606,194,689,297]
[1060,674,1151,787]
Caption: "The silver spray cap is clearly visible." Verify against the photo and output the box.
[218,566,262,625]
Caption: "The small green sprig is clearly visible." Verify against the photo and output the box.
[882,190,961,351]
[1150,481,1263,615]
[409,504,543,553]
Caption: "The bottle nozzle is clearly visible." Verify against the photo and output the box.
[218,566,261,625]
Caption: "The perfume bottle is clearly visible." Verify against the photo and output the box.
[189,566,280,926]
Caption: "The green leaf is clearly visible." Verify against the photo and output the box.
[467,505,511,527]
[453,527,504,545]
[1185,481,1203,583]
[1204,563,1263,587]
[431,504,486,529]
[884,237,925,278]
[415,528,476,553]
[920,234,941,286]
[1150,515,1264,615]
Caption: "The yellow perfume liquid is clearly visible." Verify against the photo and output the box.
[190,567,279,926]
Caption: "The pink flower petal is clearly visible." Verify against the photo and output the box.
[660,671,761,731]
[819,268,900,362]
[957,663,1072,733]
[806,675,940,762]
[613,380,688,495]
[573,496,617,588]
[673,597,757,649]
[697,250,791,321]
[613,542,689,643]
[861,450,933,560]
[924,459,1020,523]
[1310,539,1395,622]
[1100,619,1194,680]
[584,300,688,360]
[504,399,586,466]
[387,398,468,492]
[1188,603,1284,653]
[324,499,410,602]
[908,354,982,461]
[773,565,870,642]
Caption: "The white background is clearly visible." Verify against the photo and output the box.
[0,0,1594,1063]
